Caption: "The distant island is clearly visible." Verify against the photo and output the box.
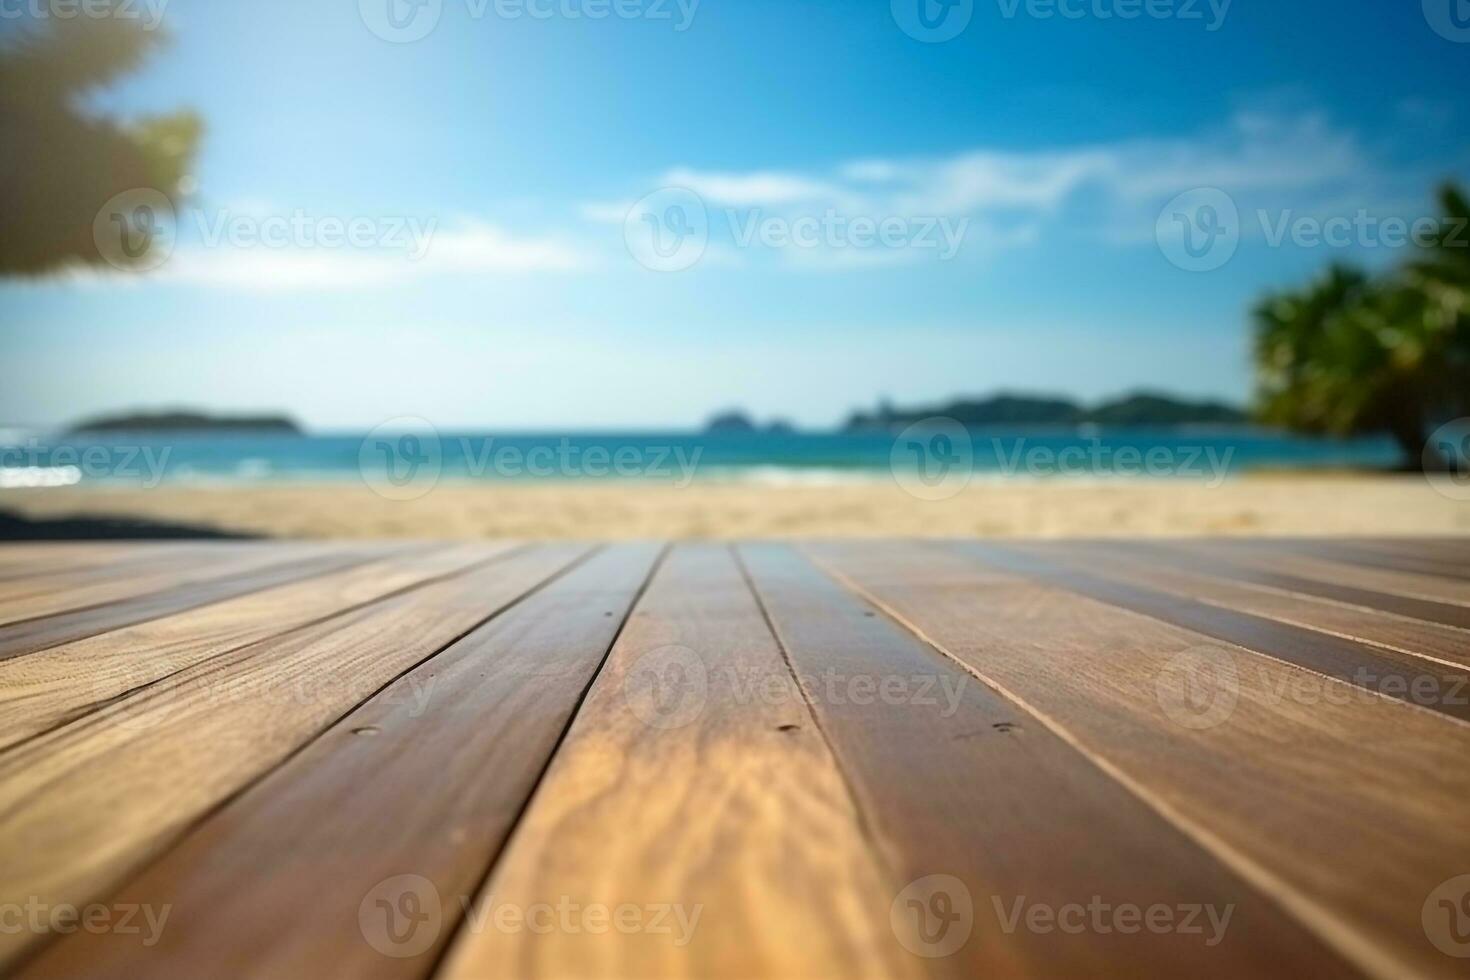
[843,391,1247,431]
[67,411,304,435]
[705,411,796,434]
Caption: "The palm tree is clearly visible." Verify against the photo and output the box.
[1408,184,1470,408]
[0,11,200,275]
[1252,185,1470,471]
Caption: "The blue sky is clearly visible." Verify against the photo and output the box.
[3,0,1469,430]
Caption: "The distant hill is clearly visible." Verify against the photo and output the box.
[705,411,796,434]
[844,391,1247,431]
[1083,393,1246,427]
[67,411,304,435]
[705,411,758,433]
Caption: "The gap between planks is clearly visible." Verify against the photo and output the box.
[0,544,594,972]
[807,540,1467,980]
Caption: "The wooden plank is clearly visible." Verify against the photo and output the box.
[1208,540,1470,606]
[1140,540,1470,629]
[0,543,230,602]
[1286,539,1470,582]
[17,543,663,980]
[0,543,501,750]
[1341,537,1470,562]
[0,544,588,972]
[735,544,1350,978]
[1030,540,1470,671]
[440,544,922,980]
[0,543,400,663]
[810,540,1470,980]
[963,542,1470,724]
[0,544,174,582]
[0,542,344,626]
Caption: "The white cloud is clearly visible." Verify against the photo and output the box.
[659,167,844,206]
[849,112,1368,215]
[45,109,1404,292]
[891,149,1115,214]
[1106,112,1364,199]
[580,201,633,224]
[69,218,590,292]
[424,221,588,274]
[610,110,1381,262]
[159,249,404,290]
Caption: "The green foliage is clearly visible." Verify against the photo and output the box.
[1252,184,1470,468]
[0,11,201,275]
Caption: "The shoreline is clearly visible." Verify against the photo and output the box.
[3,474,1466,540]
[0,464,1430,492]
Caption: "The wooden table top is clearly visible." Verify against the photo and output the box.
[1,538,1468,978]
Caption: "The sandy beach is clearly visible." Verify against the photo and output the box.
[3,474,1466,540]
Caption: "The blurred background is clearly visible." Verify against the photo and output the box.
[1,0,1468,539]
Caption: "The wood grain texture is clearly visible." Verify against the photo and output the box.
[1340,538,1470,562]
[1204,538,1470,603]
[0,544,586,971]
[441,544,920,980]
[1032,540,1470,670]
[1286,539,1470,582]
[741,543,1353,980]
[964,542,1470,723]
[0,542,342,626]
[3,538,1465,979]
[1135,539,1470,629]
[0,542,398,663]
[0,543,230,605]
[17,543,661,980]
[0,543,500,749]
[0,544,180,582]
[810,540,1470,980]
